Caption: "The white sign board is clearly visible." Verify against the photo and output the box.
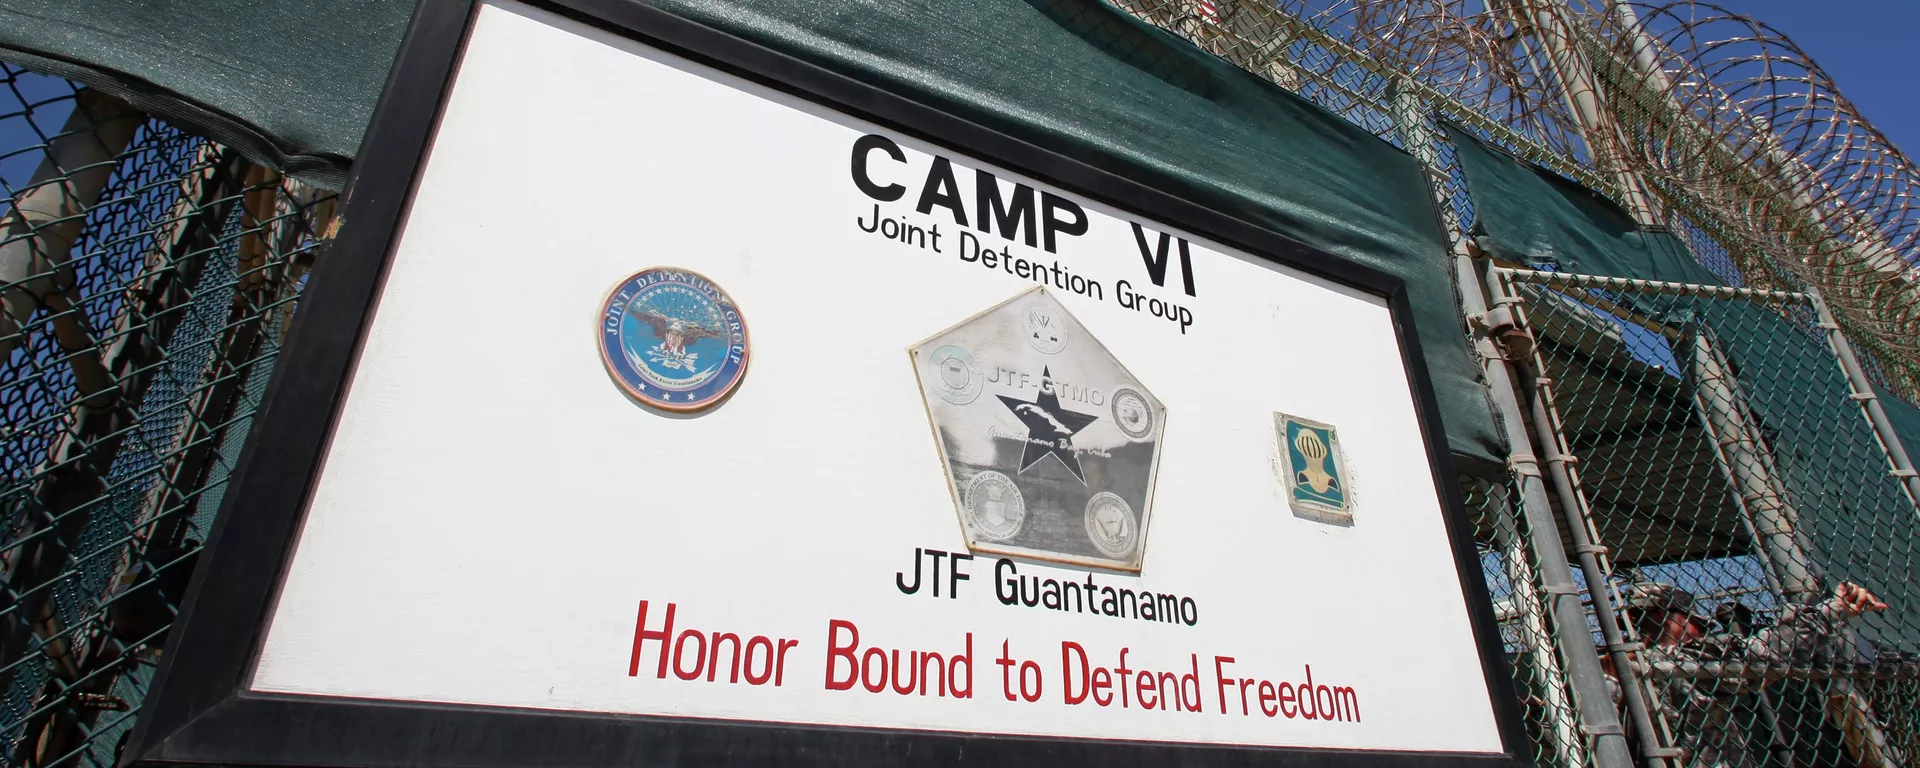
[243,0,1504,757]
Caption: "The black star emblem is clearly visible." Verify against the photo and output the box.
[997,367,1099,483]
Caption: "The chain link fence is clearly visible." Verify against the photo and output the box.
[1,1,1917,767]
[0,63,332,767]
[1486,264,1920,768]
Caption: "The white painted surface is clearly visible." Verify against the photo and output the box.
[251,1,1502,753]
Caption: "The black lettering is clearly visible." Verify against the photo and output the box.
[1132,223,1172,287]
[1177,237,1197,296]
[1041,193,1087,253]
[896,547,923,594]
[995,558,1018,605]
[851,135,907,202]
[975,169,1037,247]
[916,157,968,226]
[949,552,971,599]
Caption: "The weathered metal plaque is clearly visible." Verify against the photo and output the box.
[909,287,1165,571]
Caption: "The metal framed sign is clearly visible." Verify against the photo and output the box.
[125,1,1528,766]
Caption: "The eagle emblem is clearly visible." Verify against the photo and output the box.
[598,268,750,412]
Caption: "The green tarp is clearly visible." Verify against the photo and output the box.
[0,0,407,186]
[1449,124,1920,651]
[1444,123,1719,286]
[0,0,1507,469]
[1881,385,1920,462]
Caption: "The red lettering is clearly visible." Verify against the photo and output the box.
[826,620,859,690]
[673,630,707,681]
[776,638,798,686]
[826,622,968,698]
[1062,642,1090,705]
[1302,666,1318,720]
[629,600,676,679]
[625,602,794,688]
[950,634,973,699]
[861,647,888,692]
[707,632,742,683]
[1019,660,1043,702]
[919,651,946,696]
[1213,656,1236,714]
[744,636,775,685]
[1180,655,1201,713]
[997,641,1018,701]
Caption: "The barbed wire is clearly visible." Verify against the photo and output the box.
[1120,0,1920,398]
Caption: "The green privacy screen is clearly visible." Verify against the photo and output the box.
[1882,386,1920,458]
[1448,123,1920,652]
[0,0,1506,468]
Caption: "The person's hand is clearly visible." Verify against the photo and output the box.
[1829,582,1890,618]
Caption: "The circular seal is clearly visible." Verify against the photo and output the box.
[1021,303,1070,354]
[598,267,749,412]
[1083,492,1139,559]
[929,345,983,405]
[964,471,1026,541]
[1109,387,1155,440]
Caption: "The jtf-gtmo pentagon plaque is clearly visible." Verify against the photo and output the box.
[910,288,1165,571]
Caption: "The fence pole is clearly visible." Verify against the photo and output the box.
[1458,241,1636,768]
[1388,84,1630,768]
[1806,287,1917,768]
[1585,286,1895,768]
[1687,333,1822,600]
[1808,287,1920,511]
[1495,506,1587,768]
[1487,268,1678,768]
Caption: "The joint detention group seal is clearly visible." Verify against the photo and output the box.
[598,267,749,413]
[964,471,1026,541]
[1109,387,1154,440]
[1083,492,1138,558]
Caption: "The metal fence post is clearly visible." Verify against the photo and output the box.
[1457,245,1635,768]
[1808,287,1920,512]
[1494,507,1588,768]
[1388,83,1632,768]
[1485,267,1678,768]
[1687,332,1822,600]
[1495,268,1908,768]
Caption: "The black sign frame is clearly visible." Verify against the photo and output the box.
[125,0,1531,765]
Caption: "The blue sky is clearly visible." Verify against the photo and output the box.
[0,69,76,198]
[1714,0,1920,155]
